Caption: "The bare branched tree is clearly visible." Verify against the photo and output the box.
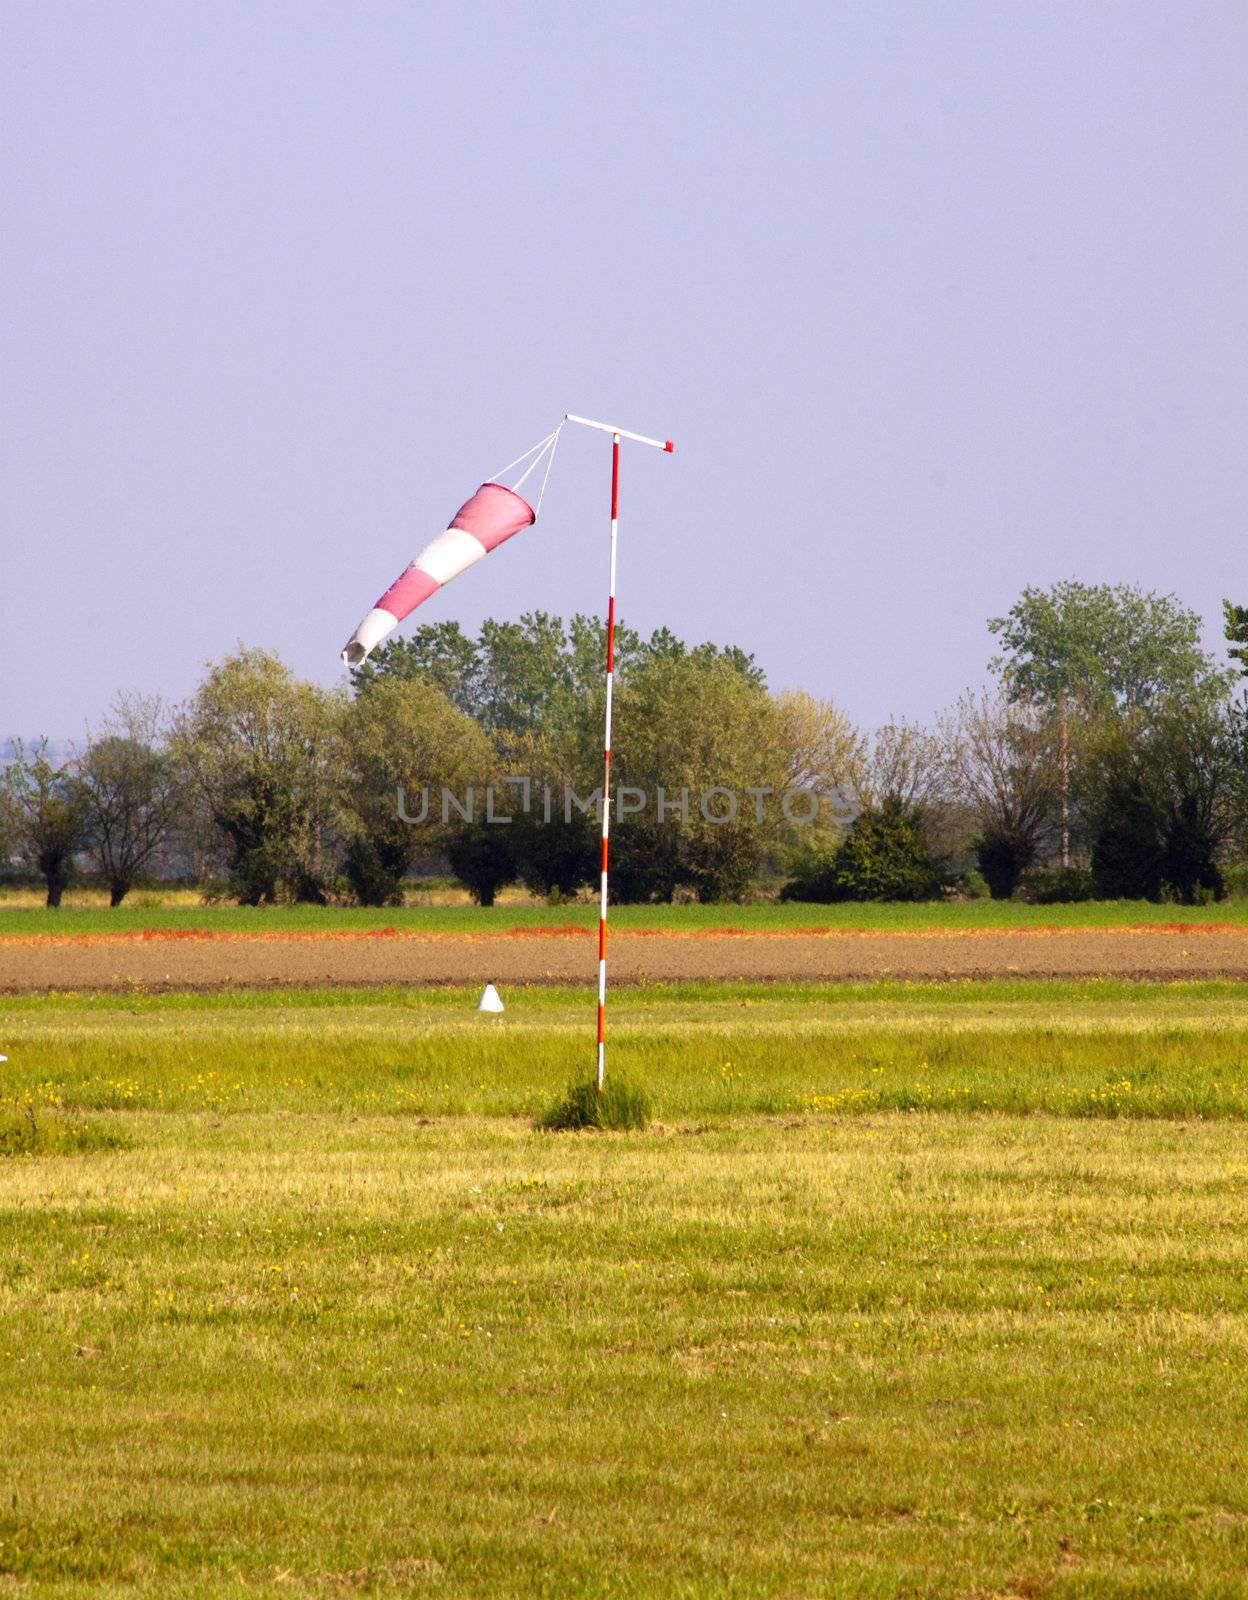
[941,691,1061,898]
[853,719,948,816]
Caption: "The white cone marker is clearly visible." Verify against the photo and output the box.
[476,985,504,1014]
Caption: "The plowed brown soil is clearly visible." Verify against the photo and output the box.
[2,924,1247,991]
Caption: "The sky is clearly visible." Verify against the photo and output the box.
[2,0,1245,742]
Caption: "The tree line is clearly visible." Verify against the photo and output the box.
[3,585,1247,907]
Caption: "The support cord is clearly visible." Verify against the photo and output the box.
[487,420,566,514]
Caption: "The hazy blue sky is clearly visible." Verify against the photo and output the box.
[3,0,1244,739]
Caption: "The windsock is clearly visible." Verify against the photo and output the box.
[341,482,536,665]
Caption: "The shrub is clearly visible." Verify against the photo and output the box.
[1222,863,1248,901]
[974,826,1038,900]
[512,809,598,901]
[539,1074,653,1132]
[1020,866,1096,904]
[342,834,408,908]
[447,825,518,906]
[780,799,942,903]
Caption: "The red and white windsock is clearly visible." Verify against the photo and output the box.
[340,482,535,665]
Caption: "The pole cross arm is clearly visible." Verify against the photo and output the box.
[564,414,674,453]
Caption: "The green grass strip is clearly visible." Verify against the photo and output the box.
[3,897,1248,937]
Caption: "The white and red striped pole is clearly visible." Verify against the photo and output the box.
[563,414,673,1090]
[596,434,619,1090]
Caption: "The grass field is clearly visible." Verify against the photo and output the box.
[2,981,1247,1596]
[5,979,1248,1121]
[3,898,1248,939]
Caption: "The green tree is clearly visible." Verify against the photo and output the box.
[501,731,600,900]
[510,801,598,899]
[607,654,787,902]
[775,691,861,795]
[990,581,1221,715]
[989,581,1225,865]
[346,615,776,902]
[1088,754,1165,900]
[0,739,89,907]
[77,697,180,906]
[1150,702,1239,902]
[337,675,498,905]
[1083,700,1240,902]
[352,612,643,750]
[1224,600,1248,680]
[476,612,597,744]
[640,626,765,689]
[350,614,763,746]
[175,650,340,905]
[348,622,482,715]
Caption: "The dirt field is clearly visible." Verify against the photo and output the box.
[3,922,1248,990]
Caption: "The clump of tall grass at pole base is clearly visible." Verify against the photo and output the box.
[539,1073,653,1132]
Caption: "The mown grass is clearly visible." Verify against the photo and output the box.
[3,896,1248,938]
[1,982,1247,1595]
[4,980,1248,1122]
[1,1112,1246,1595]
